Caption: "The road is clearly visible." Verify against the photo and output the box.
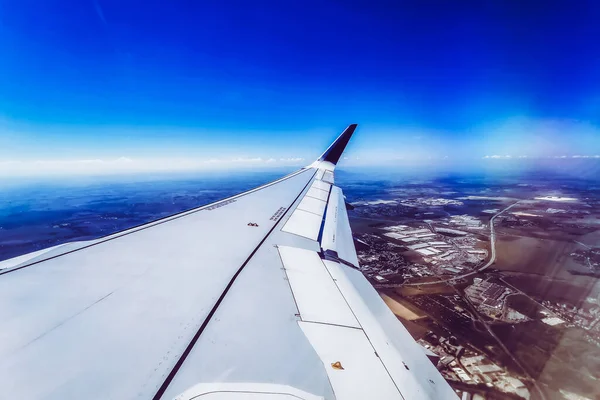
[574,240,591,250]
[460,290,548,400]
[480,201,520,270]
[404,201,520,286]
[374,200,548,398]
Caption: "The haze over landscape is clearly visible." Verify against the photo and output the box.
[1,1,599,176]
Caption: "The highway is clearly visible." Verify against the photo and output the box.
[375,200,549,398]
[479,201,520,271]
[404,201,520,286]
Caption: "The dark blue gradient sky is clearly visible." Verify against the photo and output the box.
[1,1,599,173]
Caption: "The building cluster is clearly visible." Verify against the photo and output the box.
[545,208,567,214]
[544,207,591,215]
[380,223,488,279]
[431,213,488,233]
[382,225,442,257]
[399,197,464,207]
[417,336,530,399]
[570,247,600,273]
[465,278,514,318]
[500,215,535,228]
[447,214,485,230]
[499,199,594,231]
[349,191,600,399]
[434,227,469,236]
[354,233,410,283]
[542,299,600,344]
[482,209,499,214]
[351,201,400,218]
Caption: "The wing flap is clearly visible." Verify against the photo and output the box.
[322,260,457,399]
[281,209,323,240]
[296,196,327,216]
[278,246,359,328]
[321,187,359,268]
[298,321,402,400]
[305,187,329,201]
[310,180,331,192]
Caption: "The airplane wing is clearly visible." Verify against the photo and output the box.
[0,125,458,400]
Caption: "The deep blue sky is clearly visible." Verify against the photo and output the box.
[1,1,599,174]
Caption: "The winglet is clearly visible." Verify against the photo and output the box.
[317,124,358,165]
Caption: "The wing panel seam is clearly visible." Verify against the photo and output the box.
[151,170,317,400]
[322,261,407,400]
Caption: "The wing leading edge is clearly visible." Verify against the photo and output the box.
[0,124,457,400]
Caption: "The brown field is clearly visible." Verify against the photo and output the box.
[395,317,430,340]
[395,283,456,296]
[577,228,600,248]
[491,230,600,307]
[535,328,600,400]
[493,234,584,279]
[380,293,425,320]
[503,274,600,308]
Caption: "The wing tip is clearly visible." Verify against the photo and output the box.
[318,124,358,165]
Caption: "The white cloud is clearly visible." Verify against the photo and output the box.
[279,157,305,162]
[231,157,263,163]
[481,153,600,160]
[0,156,308,177]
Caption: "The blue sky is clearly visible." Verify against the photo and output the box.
[1,1,599,175]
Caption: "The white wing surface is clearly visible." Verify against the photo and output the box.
[0,125,458,399]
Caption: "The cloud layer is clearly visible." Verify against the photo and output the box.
[0,156,306,177]
[483,154,599,159]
